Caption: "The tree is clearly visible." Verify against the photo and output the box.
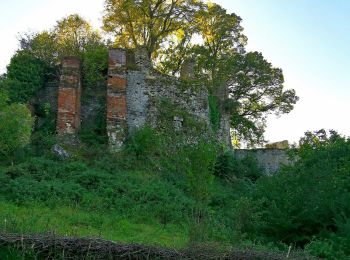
[248,129,350,255]
[0,91,33,157]
[193,2,247,86]
[20,14,102,64]
[227,52,298,146]
[12,14,107,95]
[19,31,58,68]
[183,3,297,146]
[102,0,197,58]
[54,14,102,57]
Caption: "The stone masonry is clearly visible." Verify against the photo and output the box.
[56,48,232,149]
[107,49,127,150]
[56,57,81,135]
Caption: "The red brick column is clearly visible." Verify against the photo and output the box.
[107,49,127,150]
[57,57,81,135]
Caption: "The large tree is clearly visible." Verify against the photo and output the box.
[102,0,198,58]
[227,52,298,145]
[185,2,298,145]
[54,14,102,57]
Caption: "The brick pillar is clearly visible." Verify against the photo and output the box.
[107,49,127,150]
[57,57,81,136]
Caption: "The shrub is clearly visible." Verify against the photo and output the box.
[1,51,48,103]
[0,92,33,157]
[0,156,194,224]
[239,130,350,250]
[214,151,263,182]
[82,44,108,88]
[123,126,162,159]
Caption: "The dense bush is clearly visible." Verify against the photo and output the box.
[82,44,108,88]
[123,126,162,159]
[214,151,263,182]
[226,130,350,258]
[0,51,48,103]
[0,156,194,225]
[0,91,33,157]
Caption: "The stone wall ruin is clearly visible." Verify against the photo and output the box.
[53,49,291,175]
[56,48,231,149]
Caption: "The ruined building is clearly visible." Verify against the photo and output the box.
[37,47,288,174]
[55,48,232,149]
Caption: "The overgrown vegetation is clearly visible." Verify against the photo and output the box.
[0,1,348,259]
[0,91,33,158]
[1,125,349,258]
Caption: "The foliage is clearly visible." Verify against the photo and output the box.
[82,44,108,88]
[0,51,48,103]
[1,127,349,259]
[192,4,297,145]
[214,151,263,182]
[186,140,217,204]
[185,140,217,243]
[103,0,197,58]
[18,14,106,88]
[0,91,33,157]
[123,126,162,159]
[228,130,350,258]
[54,14,101,57]
[193,7,298,145]
[228,52,298,145]
[0,156,194,225]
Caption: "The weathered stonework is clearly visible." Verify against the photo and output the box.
[107,49,127,150]
[57,57,81,135]
[125,48,210,137]
[55,48,231,149]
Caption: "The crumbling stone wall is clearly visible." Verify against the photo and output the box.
[126,48,210,133]
[107,49,127,149]
[56,57,81,135]
[55,48,231,148]
[106,48,212,148]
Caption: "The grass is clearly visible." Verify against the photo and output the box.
[0,200,188,249]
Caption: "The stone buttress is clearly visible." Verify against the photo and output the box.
[56,57,81,135]
[107,49,127,150]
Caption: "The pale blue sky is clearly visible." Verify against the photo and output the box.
[0,0,349,144]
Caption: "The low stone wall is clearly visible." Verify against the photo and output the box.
[235,148,291,175]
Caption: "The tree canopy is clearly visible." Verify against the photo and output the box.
[103,0,197,58]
